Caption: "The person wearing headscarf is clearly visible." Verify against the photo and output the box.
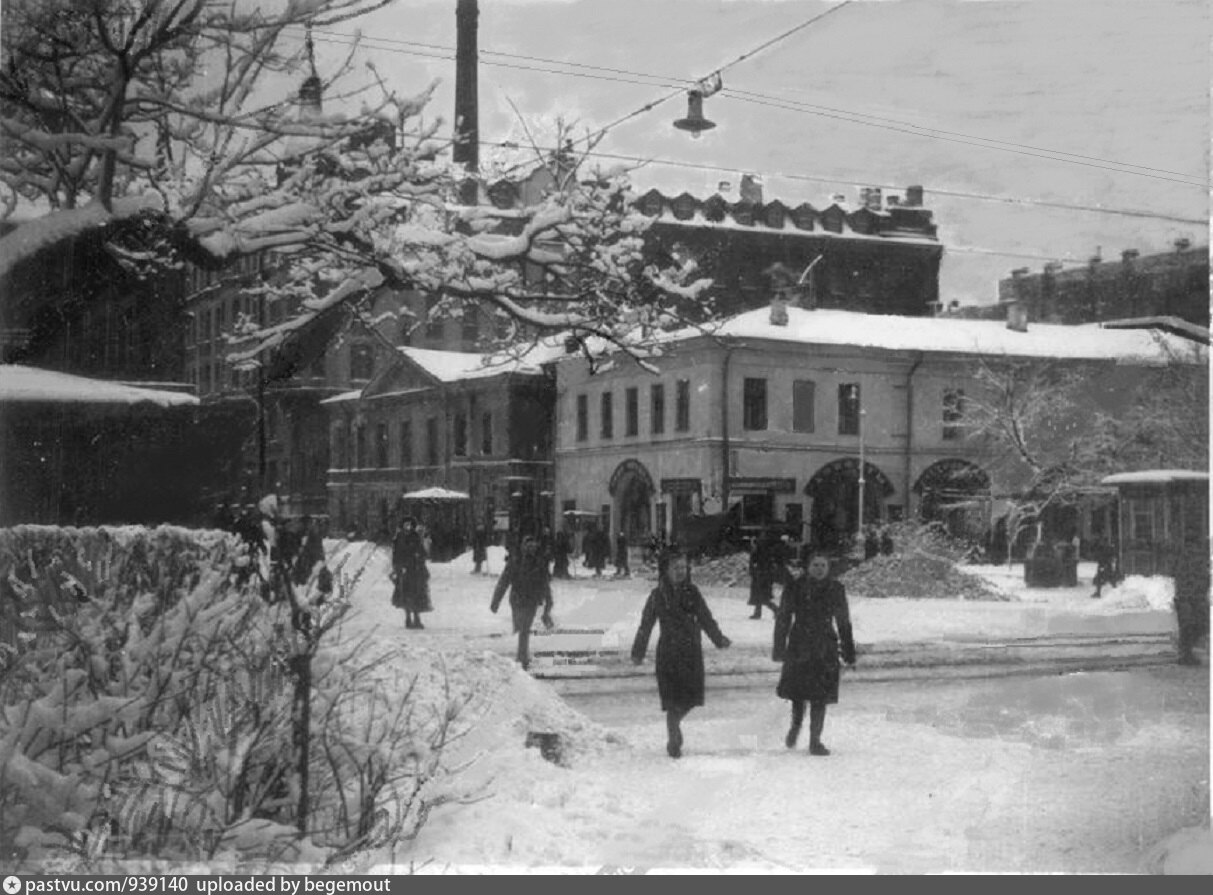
[391,516,431,629]
[631,548,731,758]
[490,533,554,671]
[773,553,856,756]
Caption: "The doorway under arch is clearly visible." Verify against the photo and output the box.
[805,458,894,553]
[609,459,654,540]
[913,459,991,541]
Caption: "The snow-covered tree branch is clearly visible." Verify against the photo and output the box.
[1,0,714,370]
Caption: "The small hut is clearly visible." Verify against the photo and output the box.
[1100,470,1210,576]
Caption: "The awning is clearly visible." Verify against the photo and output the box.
[401,487,471,501]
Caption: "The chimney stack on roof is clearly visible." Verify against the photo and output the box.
[769,295,790,326]
[1174,237,1192,251]
[1005,299,1029,333]
[740,174,763,205]
[904,185,924,207]
[1121,248,1140,263]
[859,187,882,210]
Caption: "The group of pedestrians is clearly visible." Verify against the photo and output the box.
[632,547,856,759]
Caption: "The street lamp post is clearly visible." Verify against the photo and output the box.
[856,406,867,556]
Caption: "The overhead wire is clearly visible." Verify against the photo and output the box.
[722,92,1206,187]
[293,20,1205,185]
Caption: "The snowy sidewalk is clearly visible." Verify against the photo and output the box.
[327,542,1183,680]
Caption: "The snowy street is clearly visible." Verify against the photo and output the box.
[317,541,1210,874]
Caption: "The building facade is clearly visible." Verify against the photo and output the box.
[633,180,943,319]
[553,303,1202,555]
[322,343,561,542]
[996,240,1209,327]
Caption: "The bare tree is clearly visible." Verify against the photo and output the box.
[0,0,713,367]
[963,345,1208,561]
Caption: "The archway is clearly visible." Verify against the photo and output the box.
[913,459,991,542]
[609,459,655,540]
[805,458,894,553]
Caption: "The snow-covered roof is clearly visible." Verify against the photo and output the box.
[399,341,567,383]
[0,365,199,407]
[668,306,1205,363]
[1100,470,1210,485]
[319,389,362,405]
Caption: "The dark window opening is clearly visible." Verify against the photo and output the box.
[743,377,768,431]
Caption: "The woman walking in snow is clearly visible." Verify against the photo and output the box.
[631,548,732,758]
[391,516,432,629]
[773,553,856,756]
[490,533,554,671]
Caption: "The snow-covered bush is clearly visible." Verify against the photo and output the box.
[0,525,485,873]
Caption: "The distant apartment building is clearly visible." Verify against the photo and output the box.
[996,239,1209,327]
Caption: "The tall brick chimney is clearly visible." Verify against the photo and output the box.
[453,0,479,174]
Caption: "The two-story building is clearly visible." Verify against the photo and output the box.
[321,340,563,543]
[553,301,1202,554]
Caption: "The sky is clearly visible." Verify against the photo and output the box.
[291,0,1209,306]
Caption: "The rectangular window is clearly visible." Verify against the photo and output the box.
[792,380,816,433]
[481,411,493,455]
[332,425,347,469]
[461,306,479,343]
[400,421,412,467]
[454,412,468,457]
[943,388,965,441]
[600,391,614,439]
[741,493,774,527]
[576,394,588,442]
[350,343,375,381]
[838,383,860,436]
[743,377,768,430]
[425,295,443,338]
[375,423,389,468]
[355,426,367,469]
[625,387,639,437]
[426,417,439,466]
[675,379,690,432]
[651,383,665,434]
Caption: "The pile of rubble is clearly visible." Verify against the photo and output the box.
[690,552,753,588]
[840,553,1009,601]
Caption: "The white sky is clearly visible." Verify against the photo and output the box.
[288,0,1209,306]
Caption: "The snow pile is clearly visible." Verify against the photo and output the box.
[840,554,1008,601]
[1140,824,1213,874]
[1090,575,1176,613]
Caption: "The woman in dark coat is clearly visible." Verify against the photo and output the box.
[391,517,431,629]
[490,533,554,670]
[631,549,732,758]
[748,534,779,619]
[471,526,489,574]
[772,553,856,756]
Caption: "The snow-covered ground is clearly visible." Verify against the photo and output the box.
[310,541,1206,874]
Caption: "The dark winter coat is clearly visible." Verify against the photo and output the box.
[748,538,779,607]
[491,551,554,633]
[584,530,609,571]
[773,575,855,705]
[552,530,572,577]
[391,528,431,612]
[631,580,729,711]
[471,529,489,564]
